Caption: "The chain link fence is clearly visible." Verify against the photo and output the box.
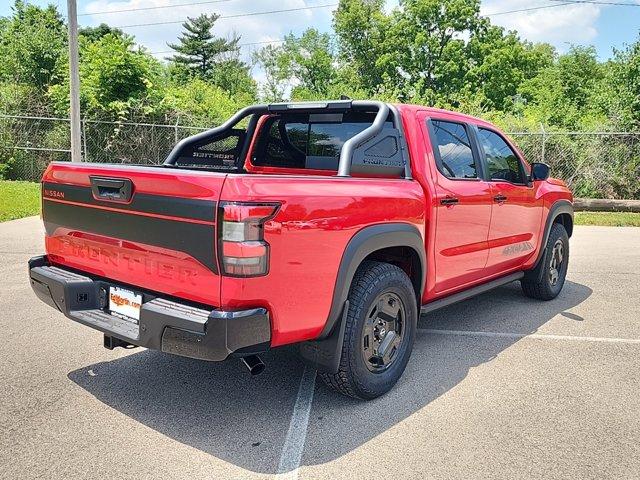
[0,114,207,180]
[510,131,640,200]
[2,114,639,199]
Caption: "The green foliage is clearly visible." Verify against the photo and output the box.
[79,23,126,43]
[603,36,640,129]
[252,44,291,102]
[161,78,253,127]
[517,46,606,129]
[0,156,11,179]
[384,0,483,102]
[0,1,67,90]
[330,0,556,110]
[253,29,337,100]
[210,58,257,98]
[465,28,554,111]
[333,0,387,92]
[168,14,239,79]
[284,29,336,97]
[49,34,163,117]
[0,82,44,113]
[167,14,256,98]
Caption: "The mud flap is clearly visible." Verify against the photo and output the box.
[299,300,349,373]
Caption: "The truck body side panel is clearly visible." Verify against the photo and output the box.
[219,175,425,346]
[397,104,572,303]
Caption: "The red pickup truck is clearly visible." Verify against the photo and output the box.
[29,100,573,399]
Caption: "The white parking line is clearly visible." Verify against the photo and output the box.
[421,329,640,344]
[276,366,317,479]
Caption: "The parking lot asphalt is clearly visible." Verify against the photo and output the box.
[1,216,638,479]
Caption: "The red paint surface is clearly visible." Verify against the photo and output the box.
[41,104,572,347]
[42,164,225,306]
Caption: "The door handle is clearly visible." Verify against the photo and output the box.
[440,196,459,205]
[90,176,133,202]
[493,194,508,203]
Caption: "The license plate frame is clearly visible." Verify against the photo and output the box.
[108,286,142,322]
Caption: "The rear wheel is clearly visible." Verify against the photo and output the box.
[521,222,569,300]
[319,261,417,400]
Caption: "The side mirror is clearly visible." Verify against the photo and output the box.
[530,162,550,181]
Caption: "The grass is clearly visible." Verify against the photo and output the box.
[0,179,639,226]
[0,180,40,222]
[574,211,640,227]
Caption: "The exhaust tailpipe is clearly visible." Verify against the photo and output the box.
[241,355,265,376]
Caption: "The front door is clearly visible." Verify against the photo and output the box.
[423,117,493,293]
[475,127,543,274]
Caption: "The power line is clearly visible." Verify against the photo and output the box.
[114,3,339,29]
[149,39,285,55]
[113,1,595,31]
[549,0,640,6]
[79,0,233,17]
[485,2,575,17]
[126,0,634,56]
[75,0,640,21]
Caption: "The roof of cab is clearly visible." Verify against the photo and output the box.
[394,103,495,128]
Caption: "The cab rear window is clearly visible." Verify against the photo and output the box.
[252,112,393,171]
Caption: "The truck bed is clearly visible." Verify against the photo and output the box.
[42,162,226,306]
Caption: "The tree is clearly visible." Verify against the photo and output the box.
[162,78,253,126]
[602,35,640,129]
[79,23,126,43]
[168,14,240,81]
[252,44,291,102]
[464,25,554,111]
[333,0,388,92]
[518,46,605,128]
[384,0,483,102]
[211,58,257,98]
[49,33,162,117]
[253,29,337,100]
[0,1,67,90]
[283,29,336,96]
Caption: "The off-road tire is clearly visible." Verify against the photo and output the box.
[319,261,417,400]
[521,222,569,300]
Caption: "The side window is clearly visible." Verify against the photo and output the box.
[478,128,526,184]
[430,120,478,179]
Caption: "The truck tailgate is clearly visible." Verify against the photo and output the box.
[41,162,225,306]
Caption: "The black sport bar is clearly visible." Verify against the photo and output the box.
[163,100,410,178]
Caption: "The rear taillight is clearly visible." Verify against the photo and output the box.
[219,202,279,277]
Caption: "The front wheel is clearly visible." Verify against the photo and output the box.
[319,261,417,400]
[521,222,570,300]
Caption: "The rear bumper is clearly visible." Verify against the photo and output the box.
[28,255,271,361]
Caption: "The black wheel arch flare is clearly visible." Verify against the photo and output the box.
[319,223,426,341]
[528,199,574,281]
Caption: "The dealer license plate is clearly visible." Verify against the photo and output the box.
[109,286,142,321]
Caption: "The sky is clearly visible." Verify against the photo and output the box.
[3,0,640,71]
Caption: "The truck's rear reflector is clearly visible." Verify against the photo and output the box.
[220,202,279,277]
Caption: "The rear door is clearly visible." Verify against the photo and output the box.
[42,163,225,306]
[422,115,493,293]
[475,127,543,274]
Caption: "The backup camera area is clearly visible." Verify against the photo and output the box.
[163,100,411,178]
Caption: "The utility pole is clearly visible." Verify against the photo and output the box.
[67,0,82,162]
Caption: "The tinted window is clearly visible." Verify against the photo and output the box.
[431,120,477,179]
[254,114,393,170]
[478,128,526,184]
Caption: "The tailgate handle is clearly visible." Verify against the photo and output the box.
[90,176,133,202]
